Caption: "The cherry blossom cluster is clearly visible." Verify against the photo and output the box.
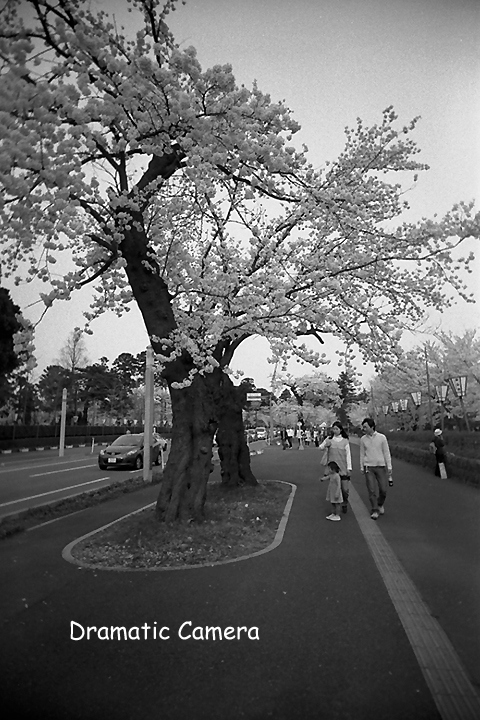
[0,0,478,389]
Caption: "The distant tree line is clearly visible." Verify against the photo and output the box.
[0,326,168,426]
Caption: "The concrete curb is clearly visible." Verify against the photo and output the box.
[61,481,297,573]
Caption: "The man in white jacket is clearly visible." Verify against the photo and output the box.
[359,418,393,520]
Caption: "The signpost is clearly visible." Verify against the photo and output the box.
[246,392,262,433]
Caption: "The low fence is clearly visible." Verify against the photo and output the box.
[379,430,480,461]
[0,424,172,452]
[349,431,479,487]
[386,431,480,488]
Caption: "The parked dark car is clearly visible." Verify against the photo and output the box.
[98,433,166,470]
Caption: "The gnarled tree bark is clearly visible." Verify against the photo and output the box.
[156,370,220,522]
[216,373,258,487]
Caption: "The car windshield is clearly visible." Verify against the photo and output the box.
[110,435,143,447]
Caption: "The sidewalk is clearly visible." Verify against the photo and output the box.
[0,445,479,720]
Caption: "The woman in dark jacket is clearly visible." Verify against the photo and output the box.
[433,428,446,477]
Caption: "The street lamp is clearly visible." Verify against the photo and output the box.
[390,401,399,430]
[447,375,470,431]
[398,398,409,430]
[411,391,422,407]
[382,405,389,432]
[410,391,422,430]
[434,383,449,432]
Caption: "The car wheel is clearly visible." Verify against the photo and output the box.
[154,452,161,466]
[135,455,143,470]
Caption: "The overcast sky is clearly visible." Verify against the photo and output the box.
[7,0,480,388]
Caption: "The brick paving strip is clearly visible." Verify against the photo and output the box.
[349,483,480,720]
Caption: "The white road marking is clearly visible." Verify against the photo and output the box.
[27,506,92,532]
[349,484,480,720]
[0,458,98,475]
[0,478,110,508]
[30,464,97,478]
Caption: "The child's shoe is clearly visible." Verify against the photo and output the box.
[326,514,341,521]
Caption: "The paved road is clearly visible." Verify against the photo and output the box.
[0,446,139,518]
[0,443,478,719]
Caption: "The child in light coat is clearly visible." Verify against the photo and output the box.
[321,460,343,521]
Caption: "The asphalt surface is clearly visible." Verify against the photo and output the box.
[0,442,478,720]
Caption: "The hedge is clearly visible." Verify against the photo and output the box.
[377,430,480,461]
[388,441,480,488]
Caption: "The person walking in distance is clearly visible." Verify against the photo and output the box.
[286,427,294,448]
[321,460,343,521]
[432,428,447,477]
[319,421,352,514]
[359,418,393,520]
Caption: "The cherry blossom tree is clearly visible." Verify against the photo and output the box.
[435,331,480,426]
[347,402,371,429]
[1,0,478,521]
[369,333,480,429]
[280,372,341,409]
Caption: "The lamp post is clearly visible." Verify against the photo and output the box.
[411,391,421,406]
[447,376,470,431]
[399,398,409,430]
[410,391,422,430]
[391,401,399,430]
[383,405,389,433]
[434,383,449,432]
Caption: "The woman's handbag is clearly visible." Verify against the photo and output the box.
[320,448,329,466]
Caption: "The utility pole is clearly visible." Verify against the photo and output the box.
[143,346,154,482]
[269,361,279,445]
[59,388,67,457]
[424,346,434,429]
[370,385,377,424]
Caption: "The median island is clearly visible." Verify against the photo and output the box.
[67,480,293,570]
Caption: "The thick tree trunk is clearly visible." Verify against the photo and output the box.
[216,374,258,487]
[155,371,220,522]
[120,216,256,519]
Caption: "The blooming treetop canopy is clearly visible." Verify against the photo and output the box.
[276,372,341,409]
[0,0,479,385]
